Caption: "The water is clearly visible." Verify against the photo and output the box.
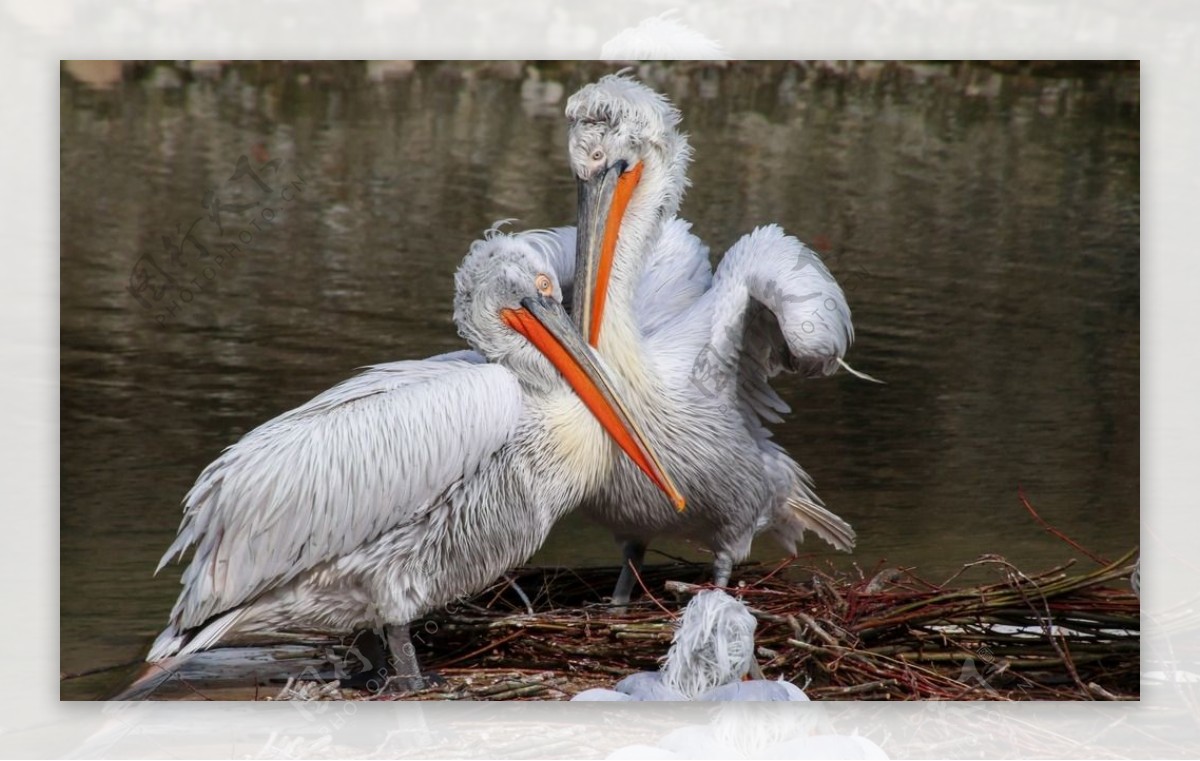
[59,61,1139,699]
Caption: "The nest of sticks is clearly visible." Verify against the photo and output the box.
[367,541,1138,702]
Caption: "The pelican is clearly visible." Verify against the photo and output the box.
[571,589,808,701]
[135,227,684,695]
[565,74,861,604]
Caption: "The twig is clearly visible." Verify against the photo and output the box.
[792,611,840,647]
[808,679,900,697]
[431,629,526,669]
[483,683,548,700]
[165,670,214,701]
[629,561,677,619]
[645,549,705,567]
[1018,488,1111,565]
[1087,682,1132,701]
[970,554,1096,699]
[749,555,797,588]
[663,579,709,596]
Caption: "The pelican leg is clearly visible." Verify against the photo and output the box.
[713,552,734,588]
[338,629,391,690]
[381,624,426,693]
[612,540,647,606]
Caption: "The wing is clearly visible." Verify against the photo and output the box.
[688,223,854,432]
[705,225,858,551]
[634,217,713,336]
[157,354,524,632]
[709,223,853,384]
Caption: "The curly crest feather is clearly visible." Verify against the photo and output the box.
[565,73,682,148]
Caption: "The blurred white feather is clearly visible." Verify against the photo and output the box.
[601,11,727,61]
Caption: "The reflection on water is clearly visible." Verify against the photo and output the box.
[60,61,1139,699]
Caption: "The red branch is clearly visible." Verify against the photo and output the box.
[1018,487,1111,566]
[630,560,678,619]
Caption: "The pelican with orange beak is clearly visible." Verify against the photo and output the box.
[139,227,684,694]
[567,74,861,604]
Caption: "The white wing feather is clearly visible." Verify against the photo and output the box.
[709,223,853,380]
[157,355,523,631]
[635,217,713,336]
[704,225,858,552]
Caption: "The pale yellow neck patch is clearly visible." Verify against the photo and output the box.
[539,390,616,495]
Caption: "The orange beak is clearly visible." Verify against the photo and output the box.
[574,160,643,348]
[502,296,684,512]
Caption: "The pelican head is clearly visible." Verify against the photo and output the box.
[455,228,570,387]
[454,226,685,511]
[566,74,692,345]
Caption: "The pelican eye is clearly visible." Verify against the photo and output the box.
[534,274,553,296]
[590,149,604,162]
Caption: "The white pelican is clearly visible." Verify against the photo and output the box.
[571,589,808,701]
[136,228,684,695]
[565,74,860,604]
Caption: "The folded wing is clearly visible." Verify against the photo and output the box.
[157,355,524,634]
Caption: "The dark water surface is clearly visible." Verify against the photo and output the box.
[60,61,1139,699]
